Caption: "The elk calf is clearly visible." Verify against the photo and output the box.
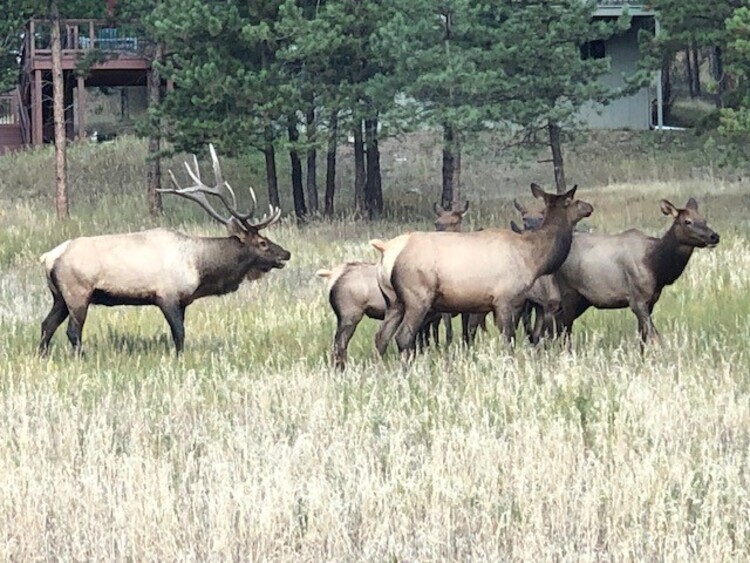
[554,197,719,347]
[39,145,290,355]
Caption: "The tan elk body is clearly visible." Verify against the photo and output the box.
[554,198,719,345]
[39,145,290,355]
[317,201,470,368]
[372,185,592,356]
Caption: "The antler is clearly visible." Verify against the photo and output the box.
[159,144,281,231]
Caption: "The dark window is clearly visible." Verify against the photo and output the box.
[581,40,606,60]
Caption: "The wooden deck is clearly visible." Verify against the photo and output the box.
[0,18,157,153]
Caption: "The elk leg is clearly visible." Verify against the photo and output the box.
[159,301,186,354]
[493,303,522,345]
[394,305,430,356]
[39,294,69,356]
[530,304,546,345]
[332,313,363,370]
[462,313,484,346]
[521,302,535,343]
[65,302,89,354]
[631,301,660,349]
[375,306,404,357]
[442,314,453,346]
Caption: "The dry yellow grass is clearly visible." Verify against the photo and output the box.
[0,133,748,560]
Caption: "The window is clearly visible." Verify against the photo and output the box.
[581,40,606,60]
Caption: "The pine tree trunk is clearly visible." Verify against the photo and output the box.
[364,116,383,219]
[264,125,280,208]
[452,145,462,211]
[50,0,68,220]
[662,59,672,124]
[441,123,454,209]
[305,103,319,214]
[147,42,163,216]
[712,46,723,109]
[685,48,695,98]
[548,120,566,194]
[353,121,365,214]
[324,109,338,217]
[691,47,701,97]
[288,117,307,219]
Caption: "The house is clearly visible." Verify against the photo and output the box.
[0,18,156,155]
[579,1,659,130]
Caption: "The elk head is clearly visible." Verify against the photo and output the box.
[660,198,720,248]
[513,198,545,231]
[433,200,470,232]
[159,144,291,277]
[530,183,593,227]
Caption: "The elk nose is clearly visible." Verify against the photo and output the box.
[709,232,720,245]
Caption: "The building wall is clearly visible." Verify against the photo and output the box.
[579,16,654,130]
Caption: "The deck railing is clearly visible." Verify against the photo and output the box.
[28,19,153,59]
[0,87,30,145]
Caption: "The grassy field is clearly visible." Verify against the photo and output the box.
[0,132,749,560]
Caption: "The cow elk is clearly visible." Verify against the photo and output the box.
[39,144,290,356]
[372,184,593,358]
[553,197,719,348]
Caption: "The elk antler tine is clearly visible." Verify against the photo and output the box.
[184,160,204,187]
[248,186,258,214]
[209,143,224,189]
[223,181,238,208]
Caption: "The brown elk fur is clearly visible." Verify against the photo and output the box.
[39,146,290,355]
[373,184,593,358]
[554,197,719,347]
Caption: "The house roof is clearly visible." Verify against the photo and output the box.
[595,1,653,17]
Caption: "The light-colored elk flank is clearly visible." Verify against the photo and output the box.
[39,144,290,356]
[372,184,593,357]
[422,200,471,347]
[554,197,719,347]
[316,262,385,369]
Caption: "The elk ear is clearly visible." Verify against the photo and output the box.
[564,185,578,200]
[686,197,699,210]
[226,218,251,238]
[530,183,546,201]
[513,198,527,215]
[433,202,442,215]
[660,199,679,218]
[510,220,523,234]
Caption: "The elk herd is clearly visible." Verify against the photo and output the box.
[37,145,720,365]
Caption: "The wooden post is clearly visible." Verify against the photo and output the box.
[30,20,36,59]
[76,75,86,140]
[32,70,43,145]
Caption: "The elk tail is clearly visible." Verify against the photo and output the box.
[370,239,387,253]
[39,240,71,270]
[315,269,333,278]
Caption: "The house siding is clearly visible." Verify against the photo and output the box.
[580,15,654,129]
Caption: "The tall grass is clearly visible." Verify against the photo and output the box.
[0,133,748,560]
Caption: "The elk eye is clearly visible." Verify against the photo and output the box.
[259,240,268,249]
[684,219,693,226]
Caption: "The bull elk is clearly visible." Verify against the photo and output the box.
[39,145,290,356]
[554,197,719,347]
[372,184,593,357]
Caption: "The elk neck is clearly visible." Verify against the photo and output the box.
[524,213,574,278]
[646,224,694,288]
[194,236,260,295]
